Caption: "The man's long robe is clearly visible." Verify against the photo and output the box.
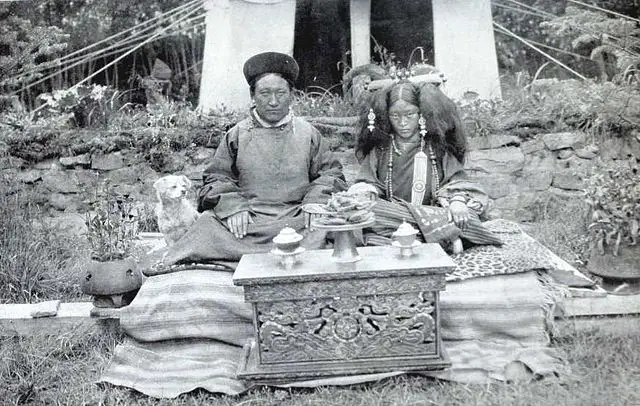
[161,115,346,266]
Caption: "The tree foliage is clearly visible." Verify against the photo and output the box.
[1,0,205,106]
[0,6,69,92]
[492,0,569,75]
[542,5,640,82]
[492,0,640,80]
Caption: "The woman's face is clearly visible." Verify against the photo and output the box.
[388,99,420,140]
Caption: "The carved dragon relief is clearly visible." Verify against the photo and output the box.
[256,292,437,364]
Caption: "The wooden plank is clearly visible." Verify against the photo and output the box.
[569,286,608,298]
[0,302,119,337]
[562,294,640,317]
[30,299,61,318]
[3,291,639,337]
[556,315,640,336]
[350,0,371,68]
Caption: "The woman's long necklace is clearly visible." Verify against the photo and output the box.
[427,142,440,201]
[386,135,440,202]
[386,141,395,199]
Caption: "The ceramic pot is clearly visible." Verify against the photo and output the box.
[588,245,640,281]
[81,257,142,308]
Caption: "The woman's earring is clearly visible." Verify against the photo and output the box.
[419,114,427,137]
[367,108,376,133]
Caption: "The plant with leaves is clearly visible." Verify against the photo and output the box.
[585,162,640,256]
[541,5,640,82]
[529,79,640,136]
[85,181,139,262]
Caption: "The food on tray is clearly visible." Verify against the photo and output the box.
[302,191,376,226]
[347,182,379,202]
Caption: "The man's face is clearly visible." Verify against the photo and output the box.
[253,74,293,124]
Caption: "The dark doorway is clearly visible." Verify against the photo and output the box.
[293,1,434,92]
[370,0,434,68]
[294,0,351,93]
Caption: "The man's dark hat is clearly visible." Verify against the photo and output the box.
[243,52,299,85]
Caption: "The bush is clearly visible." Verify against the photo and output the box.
[541,5,640,83]
[460,76,640,139]
[39,84,120,128]
[292,89,359,118]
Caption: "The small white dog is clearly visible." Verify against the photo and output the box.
[153,174,199,246]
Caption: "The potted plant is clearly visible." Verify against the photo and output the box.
[81,182,143,308]
[585,162,640,291]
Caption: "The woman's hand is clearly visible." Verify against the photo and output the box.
[448,201,469,230]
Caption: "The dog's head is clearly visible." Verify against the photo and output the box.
[153,175,192,203]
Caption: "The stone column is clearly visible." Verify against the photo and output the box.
[432,0,501,100]
[350,0,371,68]
[198,0,297,112]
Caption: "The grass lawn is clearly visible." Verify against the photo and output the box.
[0,320,638,405]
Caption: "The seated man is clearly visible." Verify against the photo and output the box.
[155,52,346,269]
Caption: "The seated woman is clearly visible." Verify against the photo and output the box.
[353,80,501,251]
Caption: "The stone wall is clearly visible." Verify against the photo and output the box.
[2,130,638,233]
[0,145,215,234]
[464,132,639,221]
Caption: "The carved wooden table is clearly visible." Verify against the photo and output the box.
[233,244,456,383]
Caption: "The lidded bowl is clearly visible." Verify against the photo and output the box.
[273,227,303,253]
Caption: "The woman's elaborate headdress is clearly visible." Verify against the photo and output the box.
[355,81,467,164]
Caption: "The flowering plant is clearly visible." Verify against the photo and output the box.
[585,163,640,256]
[39,84,119,127]
[85,182,139,261]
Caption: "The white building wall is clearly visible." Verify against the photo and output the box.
[350,0,372,68]
[432,0,502,100]
[199,0,297,112]
[199,0,502,109]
